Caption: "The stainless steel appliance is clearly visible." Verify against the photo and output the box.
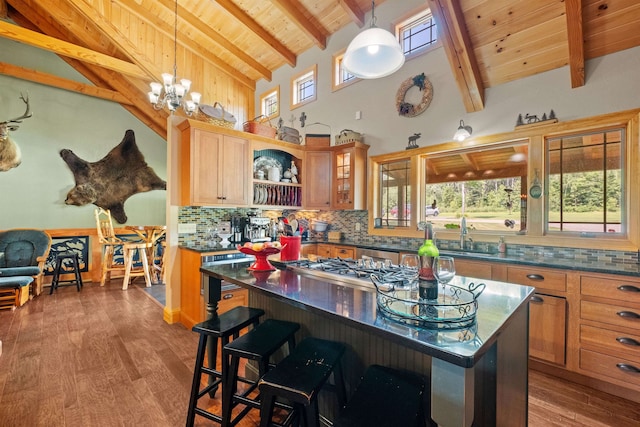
[246,216,271,242]
[200,252,255,295]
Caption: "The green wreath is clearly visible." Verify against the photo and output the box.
[396,73,433,118]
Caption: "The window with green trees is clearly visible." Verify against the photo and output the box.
[546,128,624,235]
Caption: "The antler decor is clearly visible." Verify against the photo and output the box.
[0,93,32,172]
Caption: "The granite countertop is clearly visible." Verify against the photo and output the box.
[183,240,640,278]
[200,261,534,368]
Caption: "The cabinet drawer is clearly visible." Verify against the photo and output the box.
[580,348,640,388]
[529,294,566,365]
[316,244,333,258]
[581,300,640,330]
[218,288,248,315]
[507,266,566,292]
[581,275,640,304]
[580,324,640,363]
[333,246,355,259]
[455,259,492,280]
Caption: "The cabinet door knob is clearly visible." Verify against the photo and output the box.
[616,310,640,319]
[530,295,544,303]
[616,337,640,346]
[617,284,640,293]
[616,363,640,374]
[526,274,544,281]
[223,293,233,300]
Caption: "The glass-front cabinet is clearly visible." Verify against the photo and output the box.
[332,142,369,210]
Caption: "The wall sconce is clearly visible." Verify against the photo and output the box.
[453,120,473,141]
[342,1,405,79]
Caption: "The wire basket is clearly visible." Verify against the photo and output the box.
[370,274,486,329]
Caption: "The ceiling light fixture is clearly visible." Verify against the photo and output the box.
[342,1,405,79]
[148,0,201,115]
[453,120,473,141]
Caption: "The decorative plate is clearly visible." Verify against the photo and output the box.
[254,156,282,179]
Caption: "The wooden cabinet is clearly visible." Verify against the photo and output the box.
[578,273,640,390]
[304,151,332,209]
[316,243,333,258]
[179,121,249,206]
[316,243,355,259]
[529,293,566,365]
[332,142,369,210]
[252,141,304,208]
[454,258,493,280]
[300,243,317,257]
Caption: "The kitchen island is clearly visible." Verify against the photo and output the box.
[200,261,535,427]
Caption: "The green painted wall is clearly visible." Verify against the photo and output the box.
[0,38,167,229]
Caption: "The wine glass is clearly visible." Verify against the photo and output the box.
[400,254,419,271]
[434,256,455,289]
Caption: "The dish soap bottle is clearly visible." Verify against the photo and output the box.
[418,222,439,299]
[498,236,506,253]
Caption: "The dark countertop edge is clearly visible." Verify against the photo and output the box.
[200,262,534,368]
[184,241,640,278]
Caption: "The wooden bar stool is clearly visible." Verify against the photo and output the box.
[221,318,300,427]
[258,337,347,427]
[49,251,83,293]
[186,306,265,427]
[121,241,152,290]
[333,365,429,427]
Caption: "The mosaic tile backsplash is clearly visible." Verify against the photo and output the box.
[178,207,639,265]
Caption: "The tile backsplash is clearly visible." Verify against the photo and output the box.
[178,207,638,265]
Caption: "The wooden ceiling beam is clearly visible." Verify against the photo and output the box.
[428,0,484,112]
[212,0,297,67]
[0,61,133,105]
[0,19,148,80]
[0,1,8,19]
[338,0,365,28]
[126,0,271,82]
[565,0,585,88]
[271,0,327,49]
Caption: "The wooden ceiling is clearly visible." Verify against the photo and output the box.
[1,0,639,138]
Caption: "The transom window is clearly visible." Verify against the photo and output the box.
[260,86,279,118]
[332,49,358,91]
[546,128,624,235]
[290,64,317,109]
[396,9,438,58]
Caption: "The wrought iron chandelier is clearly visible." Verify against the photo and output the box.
[148,0,201,115]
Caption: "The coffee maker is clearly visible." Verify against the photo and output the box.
[230,215,249,243]
[245,217,271,242]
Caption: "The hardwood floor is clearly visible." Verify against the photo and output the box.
[0,281,638,427]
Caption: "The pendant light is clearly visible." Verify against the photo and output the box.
[453,120,473,142]
[148,0,201,115]
[342,1,405,79]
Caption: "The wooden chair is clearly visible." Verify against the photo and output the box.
[95,208,127,286]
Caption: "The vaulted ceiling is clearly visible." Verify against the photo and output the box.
[1,0,639,138]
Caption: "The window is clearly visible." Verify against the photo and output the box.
[396,9,438,58]
[422,141,529,233]
[546,128,624,235]
[260,86,279,119]
[380,159,412,228]
[332,49,358,91]
[290,64,317,109]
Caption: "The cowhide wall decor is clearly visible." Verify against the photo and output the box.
[60,129,166,224]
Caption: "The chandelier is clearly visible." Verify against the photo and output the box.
[148,0,201,115]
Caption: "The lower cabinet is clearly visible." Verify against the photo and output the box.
[529,293,566,365]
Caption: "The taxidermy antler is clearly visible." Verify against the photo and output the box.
[0,93,32,172]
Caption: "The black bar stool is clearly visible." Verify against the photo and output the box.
[333,364,429,427]
[186,306,265,427]
[221,318,300,427]
[50,251,83,294]
[258,337,347,427]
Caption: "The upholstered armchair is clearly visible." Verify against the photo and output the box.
[0,229,52,305]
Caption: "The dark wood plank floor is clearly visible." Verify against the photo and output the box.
[1,281,638,427]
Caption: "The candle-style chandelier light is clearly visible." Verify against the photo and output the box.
[148,0,201,115]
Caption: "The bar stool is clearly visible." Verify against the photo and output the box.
[186,306,265,427]
[333,364,429,427]
[258,337,347,427]
[121,241,152,290]
[221,318,300,427]
[49,251,83,294]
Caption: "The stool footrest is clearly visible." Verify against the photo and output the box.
[194,407,222,423]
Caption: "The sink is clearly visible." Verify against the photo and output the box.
[441,250,498,258]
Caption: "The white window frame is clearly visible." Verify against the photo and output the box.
[260,85,279,119]
[395,7,439,61]
[290,64,317,110]
[332,48,359,92]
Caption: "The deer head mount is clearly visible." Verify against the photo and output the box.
[0,93,32,172]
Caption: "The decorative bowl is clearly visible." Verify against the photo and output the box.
[238,245,283,271]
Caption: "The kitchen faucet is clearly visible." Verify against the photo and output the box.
[460,217,473,250]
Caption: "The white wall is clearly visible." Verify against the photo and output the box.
[0,38,167,229]
[255,0,640,156]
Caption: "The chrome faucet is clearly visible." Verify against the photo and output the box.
[460,217,472,250]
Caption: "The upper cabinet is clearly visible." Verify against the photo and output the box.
[251,140,304,209]
[304,150,332,209]
[178,120,249,207]
[332,142,369,210]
